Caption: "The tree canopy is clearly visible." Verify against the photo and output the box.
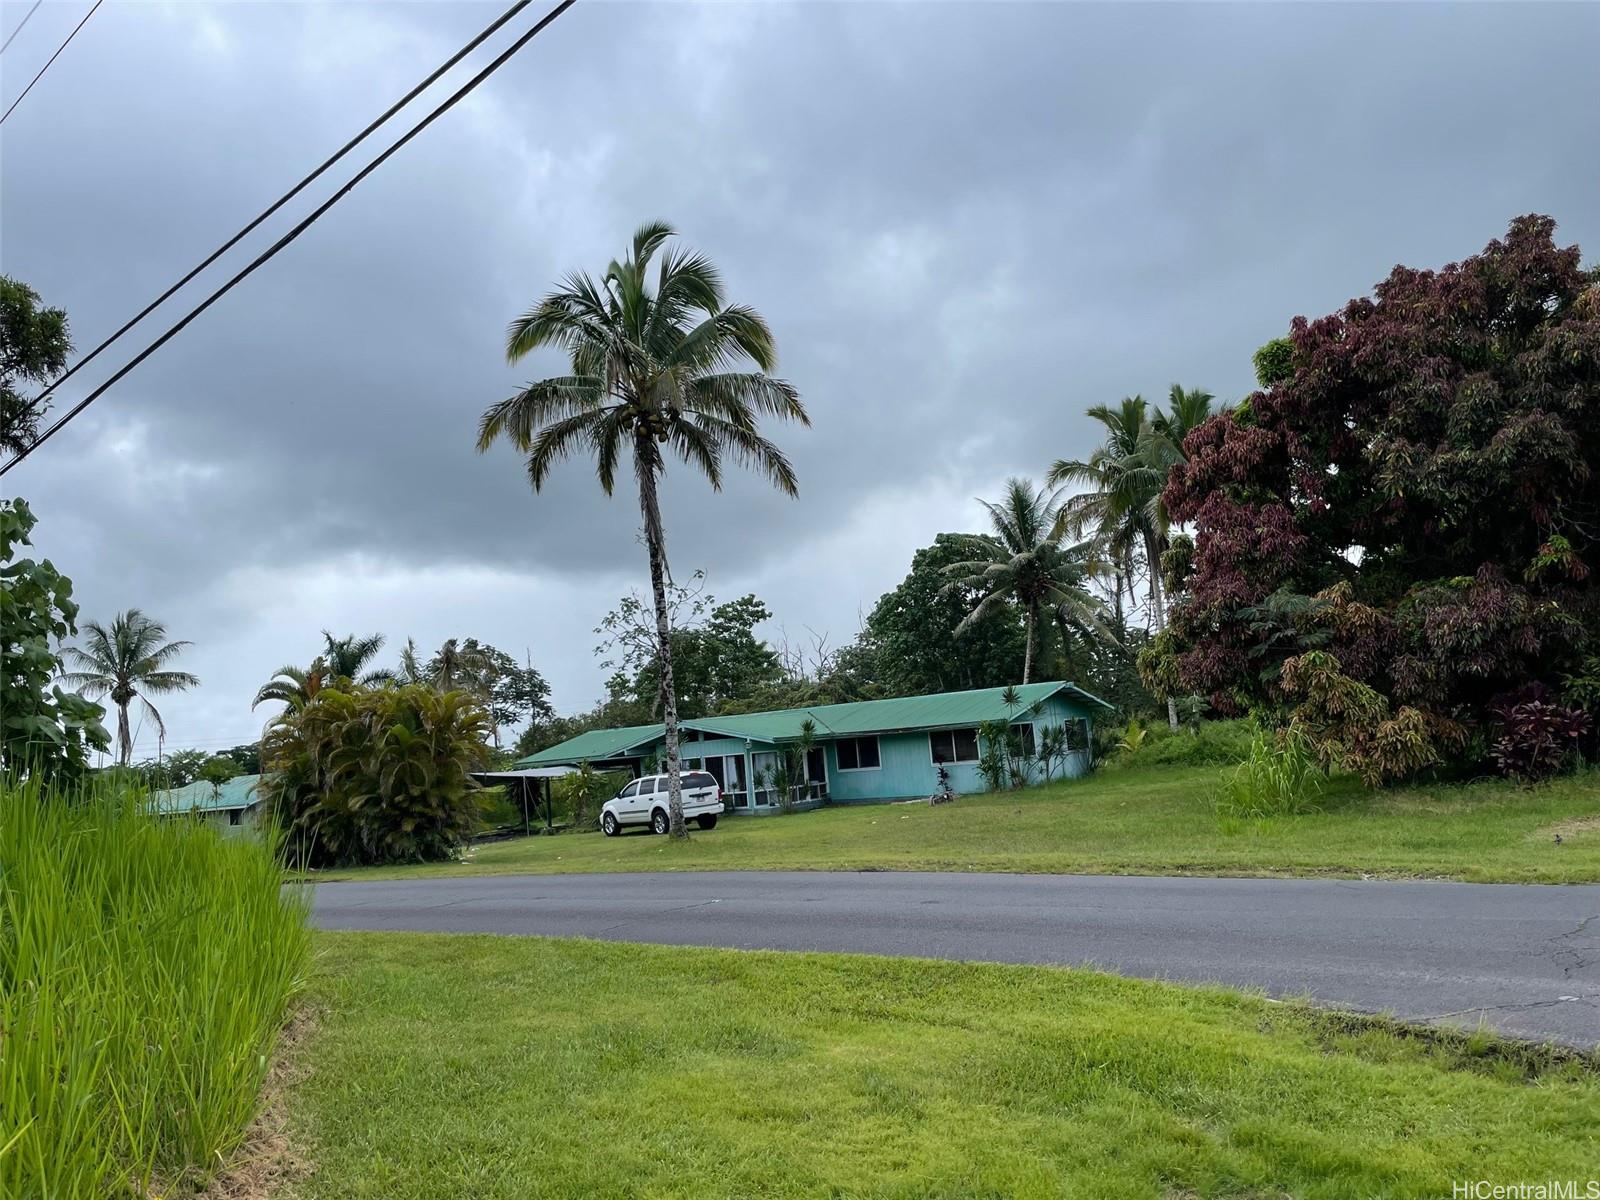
[0,276,70,456]
[1149,215,1600,781]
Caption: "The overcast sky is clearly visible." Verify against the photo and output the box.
[3,0,1598,759]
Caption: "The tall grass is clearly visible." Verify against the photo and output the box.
[1214,724,1324,820]
[0,777,310,1197]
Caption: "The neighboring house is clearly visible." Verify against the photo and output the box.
[517,681,1111,813]
[149,773,264,835]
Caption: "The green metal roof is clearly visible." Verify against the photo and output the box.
[149,773,263,815]
[515,722,664,768]
[684,682,1109,743]
[516,682,1110,767]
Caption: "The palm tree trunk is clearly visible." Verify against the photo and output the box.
[1146,533,1179,732]
[1022,605,1035,685]
[117,701,132,767]
[636,453,687,839]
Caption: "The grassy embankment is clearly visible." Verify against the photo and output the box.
[288,932,1600,1199]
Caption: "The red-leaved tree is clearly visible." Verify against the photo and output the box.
[1144,215,1600,782]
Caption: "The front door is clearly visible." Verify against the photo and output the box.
[804,745,827,799]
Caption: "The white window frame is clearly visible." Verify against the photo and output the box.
[928,727,980,765]
[834,735,882,772]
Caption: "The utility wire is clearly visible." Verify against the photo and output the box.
[0,0,101,127]
[15,0,535,428]
[0,0,44,55]
[0,0,578,477]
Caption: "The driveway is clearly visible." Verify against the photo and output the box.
[311,870,1600,1048]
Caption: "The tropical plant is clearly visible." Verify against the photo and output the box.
[558,762,616,831]
[318,630,393,686]
[1489,688,1591,782]
[476,221,808,838]
[59,609,198,767]
[260,683,489,866]
[1036,721,1069,782]
[1050,385,1216,729]
[251,660,329,714]
[975,720,1011,792]
[1213,724,1323,820]
[944,478,1112,684]
[1116,717,1148,757]
[1159,216,1600,782]
[0,498,108,777]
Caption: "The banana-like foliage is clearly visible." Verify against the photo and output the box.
[261,683,489,866]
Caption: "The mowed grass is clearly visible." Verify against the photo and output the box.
[292,932,1600,1200]
[311,765,1600,883]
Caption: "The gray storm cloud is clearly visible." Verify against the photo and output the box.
[3,0,1597,754]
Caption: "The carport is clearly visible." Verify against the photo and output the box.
[469,767,574,834]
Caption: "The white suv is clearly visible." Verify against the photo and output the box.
[600,771,723,836]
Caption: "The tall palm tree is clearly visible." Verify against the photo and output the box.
[944,478,1112,684]
[60,609,199,766]
[476,221,807,838]
[1049,385,1216,729]
[319,630,393,685]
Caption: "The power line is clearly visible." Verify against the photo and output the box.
[13,0,537,430]
[0,0,44,55]
[0,0,578,477]
[0,0,102,127]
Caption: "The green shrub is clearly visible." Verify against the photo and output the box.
[1140,719,1255,767]
[554,763,628,831]
[262,683,490,866]
[0,777,309,1197]
[1214,725,1324,819]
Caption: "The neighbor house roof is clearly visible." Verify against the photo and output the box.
[684,681,1110,743]
[149,773,263,816]
[515,682,1110,768]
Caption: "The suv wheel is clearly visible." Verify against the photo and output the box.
[601,812,619,837]
[696,814,718,830]
[650,808,670,835]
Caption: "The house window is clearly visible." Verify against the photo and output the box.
[1011,722,1037,757]
[929,728,980,764]
[835,736,881,770]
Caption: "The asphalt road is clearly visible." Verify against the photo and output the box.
[311,870,1600,1047]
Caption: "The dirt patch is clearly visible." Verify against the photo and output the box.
[190,1005,318,1200]
[1534,815,1600,842]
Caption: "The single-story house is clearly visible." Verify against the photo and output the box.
[516,681,1111,812]
[149,773,265,834]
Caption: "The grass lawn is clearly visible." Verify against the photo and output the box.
[289,932,1599,1199]
[310,765,1600,884]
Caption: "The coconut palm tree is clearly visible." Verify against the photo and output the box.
[60,609,199,766]
[944,478,1113,685]
[319,631,393,685]
[427,637,489,692]
[1049,385,1217,729]
[476,221,807,838]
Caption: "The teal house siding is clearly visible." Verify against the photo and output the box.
[517,682,1110,811]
